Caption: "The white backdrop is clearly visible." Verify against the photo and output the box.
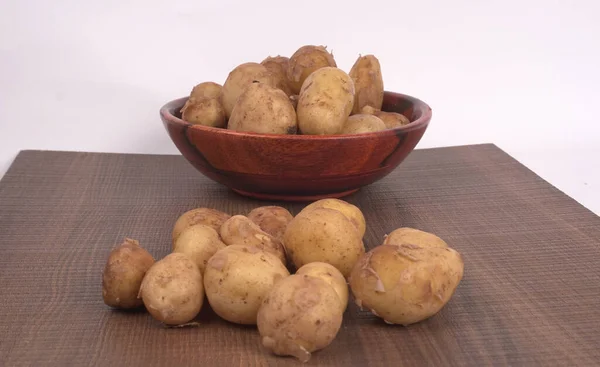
[1,0,599,213]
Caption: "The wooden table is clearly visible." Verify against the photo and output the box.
[1,144,598,366]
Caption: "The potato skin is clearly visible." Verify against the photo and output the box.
[297,67,355,135]
[204,245,290,325]
[349,244,464,326]
[172,208,231,246]
[189,81,222,100]
[221,62,277,118]
[173,224,227,274]
[181,97,226,128]
[283,207,365,278]
[261,56,293,96]
[102,238,155,309]
[362,106,410,129]
[139,253,204,325]
[220,215,287,265]
[349,55,384,114]
[227,82,297,134]
[383,227,448,248]
[341,114,386,134]
[296,262,348,313]
[287,45,337,95]
[247,206,294,240]
[301,198,366,238]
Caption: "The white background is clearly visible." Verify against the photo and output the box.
[1,0,599,214]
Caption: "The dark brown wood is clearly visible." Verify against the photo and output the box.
[0,144,599,366]
[160,91,431,201]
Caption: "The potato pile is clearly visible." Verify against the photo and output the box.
[101,199,464,362]
[180,45,412,135]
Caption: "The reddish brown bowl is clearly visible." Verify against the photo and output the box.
[160,91,432,201]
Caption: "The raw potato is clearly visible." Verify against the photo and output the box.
[247,206,294,240]
[383,227,448,248]
[204,245,290,325]
[301,198,366,238]
[139,253,204,325]
[349,243,464,326]
[362,106,410,129]
[188,81,223,100]
[261,56,293,96]
[296,262,348,313]
[181,98,226,128]
[172,208,231,245]
[220,215,287,265]
[297,67,355,135]
[173,224,227,274]
[341,114,386,134]
[349,55,384,114]
[228,82,297,134]
[221,62,277,118]
[287,45,337,95]
[102,238,155,309]
[283,207,365,278]
[257,274,343,363]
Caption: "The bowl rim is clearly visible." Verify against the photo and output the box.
[160,91,432,140]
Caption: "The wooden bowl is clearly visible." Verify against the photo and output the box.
[160,91,432,201]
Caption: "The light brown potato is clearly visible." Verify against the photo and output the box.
[204,245,290,325]
[383,227,448,248]
[361,106,410,129]
[349,55,384,114]
[287,45,337,95]
[349,243,464,326]
[221,62,277,118]
[228,82,297,134]
[181,97,226,128]
[301,198,366,238]
[173,224,227,274]
[257,274,343,363]
[296,262,348,313]
[188,81,222,101]
[283,207,365,278]
[102,238,155,309]
[261,55,293,96]
[247,206,294,240]
[297,67,355,135]
[341,114,386,134]
[220,215,287,265]
[172,208,231,245]
[138,253,204,325]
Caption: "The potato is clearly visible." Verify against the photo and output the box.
[204,245,290,325]
[349,55,384,114]
[228,82,297,134]
[188,81,222,101]
[301,198,366,238]
[362,106,410,129]
[287,45,337,95]
[221,62,277,118]
[296,67,355,135]
[349,243,464,326]
[247,206,294,240]
[296,262,348,313]
[181,97,226,128]
[102,238,155,309]
[341,114,386,134]
[138,253,204,325]
[173,224,227,274]
[261,55,293,96]
[172,208,231,246]
[220,215,287,265]
[383,227,448,248]
[257,274,343,363]
[283,207,365,278]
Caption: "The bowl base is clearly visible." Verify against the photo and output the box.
[231,188,360,202]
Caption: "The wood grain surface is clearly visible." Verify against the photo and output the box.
[0,144,599,366]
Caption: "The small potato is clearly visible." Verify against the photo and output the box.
[220,215,287,265]
[349,55,384,114]
[257,274,343,363]
[261,55,293,96]
[296,262,348,313]
[383,227,448,248]
[297,67,355,135]
[172,208,231,245]
[341,114,386,134]
[102,238,155,309]
[221,62,277,118]
[188,81,223,100]
[283,207,365,278]
[301,198,366,238]
[361,106,410,129]
[228,82,297,134]
[287,45,337,95]
[173,224,227,274]
[247,206,294,240]
[181,97,226,128]
[349,243,464,326]
[204,245,290,325]
[139,253,204,325]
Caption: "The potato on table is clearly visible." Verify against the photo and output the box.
[172,208,231,246]
[296,262,349,313]
[349,55,384,114]
[383,227,448,248]
[287,45,337,95]
[341,114,386,134]
[221,62,277,118]
[173,224,227,274]
[301,198,366,238]
[247,206,294,240]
